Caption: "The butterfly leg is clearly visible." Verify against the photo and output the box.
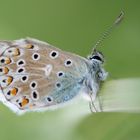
[88,93,97,113]
[96,95,103,112]
[88,91,104,113]
[89,101,97,113]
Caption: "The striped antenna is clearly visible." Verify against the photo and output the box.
[93,11,124,51]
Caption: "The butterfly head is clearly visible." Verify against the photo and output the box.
[85,49,107,97]
[88,49,104,64]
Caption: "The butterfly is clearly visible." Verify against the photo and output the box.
[0,12,124,114]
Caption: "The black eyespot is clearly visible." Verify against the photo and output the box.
[57,71,64,77]
[7,91,11,95]
[18,60,25,66]
[32,83,36,88]
[0,68,3,72]
[30,45,34,49]
[32,91,38,99]
[1,59,5,63]
[50,51,59,59]
[31,90,39,100]
[16,99,19,102]
[2,79,6,83]
[58,72,63,76]
[65,59,72,66]
[92,56,102,61]
[8,50,12,53]
[19,103,22,107]
[30,81,37,89]
[18,68,24,73]
[51,52,56,57]
[46,97,52,102]
[21,76,27,81]
[34,54,38,59]
[66,60,71,65]
[56,82,61,88]
[32,53,40,60]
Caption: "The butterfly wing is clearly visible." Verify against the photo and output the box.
[0,38,89,113]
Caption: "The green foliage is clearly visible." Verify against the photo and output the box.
[0,0,140,140]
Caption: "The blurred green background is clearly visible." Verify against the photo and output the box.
[0,0,140,140]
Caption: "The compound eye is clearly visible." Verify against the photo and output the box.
[92,56,102,61]
[89,54,104,63]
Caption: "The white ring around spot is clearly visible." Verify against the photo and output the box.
[49,51,59,59]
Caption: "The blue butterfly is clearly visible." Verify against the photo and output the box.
[0,12,124,114]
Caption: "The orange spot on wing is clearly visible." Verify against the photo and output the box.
[4,67,9,74]
[5,58,11,64]
[29,104,33,109]
[26,44,34,49]
[7,76,13,85]
[14,48,20,56]
[21,97,29,107]
[11,88,18,96]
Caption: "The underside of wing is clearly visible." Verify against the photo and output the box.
[0,38,88,113]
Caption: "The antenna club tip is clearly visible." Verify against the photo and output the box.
[120,11,125,18]
[92,11,124,51]
[114,11,124,25]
